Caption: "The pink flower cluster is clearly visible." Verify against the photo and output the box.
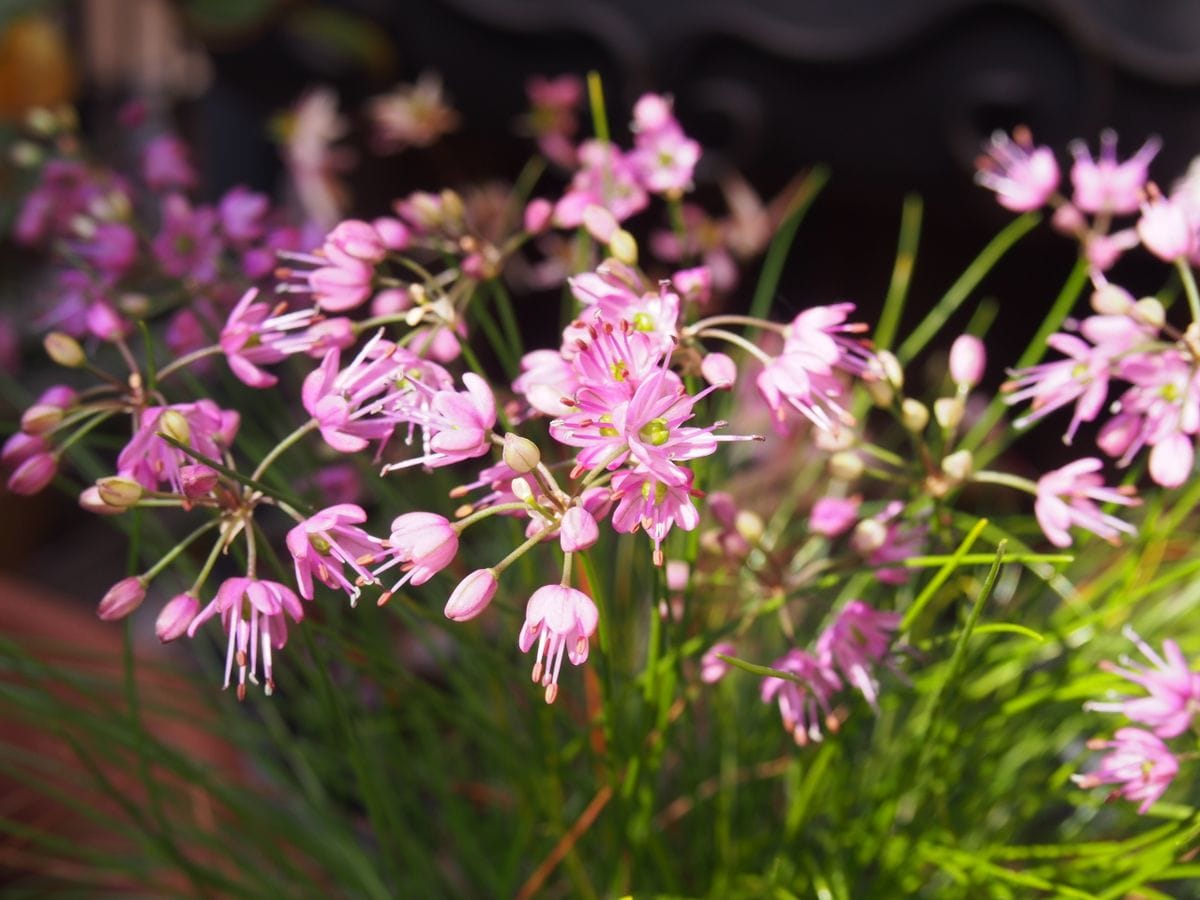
[1074,629,1199,813]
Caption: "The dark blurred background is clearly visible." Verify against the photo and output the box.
[3,0,1200,597]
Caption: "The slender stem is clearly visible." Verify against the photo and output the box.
[250,419,318,482]
[54,410,117,454]
[141,519,220,581]
[191,528,228,593]
[453,501,530,531]
[1177,257,1200,324]
[693,328,773,365]
[493,530,548,575]
[157,344,223,381]
[972,469,1038,494]
[354,312,411,333]
[684,314,783,337]
[244,515,258,578]
[560,551,574,586]
[875,193,923,351]
[586,70,610,144]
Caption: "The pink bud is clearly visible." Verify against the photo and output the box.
[700,352,737,388]
[559,506,599,552]
[444,568,499,622]
[372,216,411,250]
[1138,197,1196,262]
[582,204,618,243]
[672,266,712,305]
[97,576,147,621]
[86,300,129,341]
[37,385,77,408]
[370,288,412,317]
[632,93,673,132]
[523,198,553,234]
[948,335,986,388]
[21,403,63,435]
[324,219,387,265]
[701,641,736,683]
[309,260,374,312]
[179,464,218,499]
[665,559,689,592]
[2,431,47,467]
[156,592,200,641]
[809,496,861,537]
[8,453,57,495]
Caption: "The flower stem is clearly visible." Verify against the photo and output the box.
[157,344,223,382]
[1177,257,1200,324]
[142,519,220,581]
[972,469,1038,494]
[493,530,547,575]
[453,501,530,531]
[251,419,318,482]
[693,327,773,365]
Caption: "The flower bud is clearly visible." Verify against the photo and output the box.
[1132,297,1166,330]
[179,464,217,499]
[609,229,638,266]
[156,593,200,642]
[21,403,63,435]
[1091,284,1134,315]
[44,332,85,367]
[809,496,861,537]
[934,396,964,431]
[873,350,904,389]
[523,198,553,234]
[559,506,599,552]
[582,204,618,242]
[900,398,929,432]
[734,510,764,545]
[949,335,986,388]
[96,476,143,509]
[8,453,56,495]
[80,486,124,516]
[865,379,894,407]
[2,431,47,468]
[158,409,190,445]
[850,518,888,555]
[829,451,863,481]
[502,433,541,474]
[700,352,737,388]
[444,568,499,622]
[1137,196,1194,261]
[97,576,147,621]
[372,216,411,250]
[941,449,974,483]
[665,560,690,592]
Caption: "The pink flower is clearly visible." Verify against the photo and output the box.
[1086,627,1200,738]
[974,127,1059,212]
[1070,131,1160,215]
[152,195,222,284]
[444,568,499,622]
[629,94,701,195]
[301,336,409,454]
[117,401,240,495]
[286,504,384,604]
[816,600,901,710]
[379,373,496,473]
[559,506,599,552]
[701,641,736,684]
[1034,458,1139,548]
[220,289,333,388]
[188,577,307,698]
[372,512,460,602]
[142,134,196,192]
[323,219,388,266]
[156,593,200,642]
[74,222,138,280]
[809,496,861,537]
[517,584,599,704]
[553,140,648,228]
[218,186,269,243]
[1072,727,1177,814]
[1138,194,1196,261]
[610,468,701,565]
[761,649,842,745]
[308,256,375,312]
[366,72,459,153]
[949,335,986,388]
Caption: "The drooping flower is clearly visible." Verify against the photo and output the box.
[286,504,384,605]
[366,72,460,153]
[1072,727,1178,814]
[517,584,599,704]
[151,194,222,284]
[761,649,842,746]
[188,577,307,699]
[816,600,901,710]
[117,401,240,495]
[221,288,343,388]
[370,511,460,603]
[378,372,497,473]
[1034,458,1139,548]
[553,140,648,228]
[974,127,1060,212]
[610,468,701,565]
[1085,626,1200,738]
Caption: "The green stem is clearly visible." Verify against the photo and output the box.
[250,419,318,481]
[875,193,923,351]
[157,345,223,382]
[493,530,548,575]
[693,328,773,364]
[453,501,530,531]
[1176,257,1200,324]
[191,528,228,593]
[971,469,1038,494]
[586,70,610,144]
[141,519,220,581]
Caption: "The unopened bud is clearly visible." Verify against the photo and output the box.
[502,433,541,474]
[873,350,904,390]
[609,229,638,266]
[900,398,929,432]
[1091,283,1134,315]
[158,410,190,445]
[934,396,964,431]
[10,141,42,167]
[44,332,85,367]
[440,189,465,224]
[734,510,764,545]
[444,568,499,622]
[559,506,599,552]
[97,576,147,622]
[80,485,124,515]
[941,449,974,483]
[1132,297,1165,330]
[866,379,894,407]
[156,593,200,642]
[511,477,535,503]
[96,476,143,509]
[829,451,863,481]
[850,518,887,555]
[949,335,986,388]
[21,404,63,435]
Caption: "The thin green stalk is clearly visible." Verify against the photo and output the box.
[875,194,923,351]
[1176,257,1200,324]
[251,418,318,481]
